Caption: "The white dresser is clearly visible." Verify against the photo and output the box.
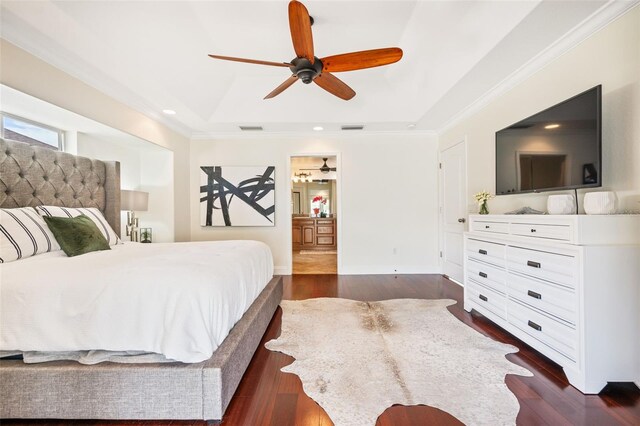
[463,214,640,394]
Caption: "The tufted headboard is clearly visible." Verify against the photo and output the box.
[0,138,121,235]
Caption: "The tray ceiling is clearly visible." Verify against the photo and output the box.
[0,1,619,136]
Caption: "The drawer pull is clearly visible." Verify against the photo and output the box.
[527,290,542,299]
[530,228,537,233]
[527,260,541,268]
[478,249,488,255]
[479,294,488,302]
[527,320,542,331]
[479,272,488,278]
[485,225,490,229]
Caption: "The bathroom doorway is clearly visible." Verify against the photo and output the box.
[290,155,338,274]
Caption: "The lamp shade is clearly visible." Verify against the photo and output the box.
[121,190,149,211]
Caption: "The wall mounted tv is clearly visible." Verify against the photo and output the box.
[495,85,601,195]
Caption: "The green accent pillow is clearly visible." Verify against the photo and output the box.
[43,215,111,257]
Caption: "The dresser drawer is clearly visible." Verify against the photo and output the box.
[508,299,577,362]
[467,259,506,294]
[316,236,335,246]
[316,226,334,234]
[316,219,335,225]
[506,246,576,288]
[294,220,315,226]
[508,272,576,325]
[466,238,505,267]
[471,220,509,234]
[466,280,507,320]
[511,222,571,241]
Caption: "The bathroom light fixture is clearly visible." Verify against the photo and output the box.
[544,123,560,129]
[292,172,311,183]
[162,109,176,115]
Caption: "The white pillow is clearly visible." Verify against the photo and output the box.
[0,207,61,263]
[35,206,121,246]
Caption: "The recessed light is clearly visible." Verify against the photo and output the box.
[545,123,560,129]
[162,109,176,115]
[407,124,416,129]
[313,126,324,131]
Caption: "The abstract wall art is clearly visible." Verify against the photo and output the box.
[200,166,275,227]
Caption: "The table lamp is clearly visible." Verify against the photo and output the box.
[121,190,149,242]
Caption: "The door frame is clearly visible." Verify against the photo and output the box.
[287,152,342,275]
[438,137,467,285]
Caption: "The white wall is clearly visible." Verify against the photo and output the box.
[0,39,191,241]
[139,149,175,243]
[190,134,439,275]
[440,7,640,214]
[76,133,175,242]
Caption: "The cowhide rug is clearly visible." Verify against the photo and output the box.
[265,298,532,425]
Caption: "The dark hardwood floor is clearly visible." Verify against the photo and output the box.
[5,274,640,425]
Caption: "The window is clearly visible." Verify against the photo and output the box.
[1,113,63,151]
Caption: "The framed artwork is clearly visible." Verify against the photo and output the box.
[200,166,275,227]
[140,228,152,243]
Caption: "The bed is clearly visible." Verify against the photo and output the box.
[0,138,283,422]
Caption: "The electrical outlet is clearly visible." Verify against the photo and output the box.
[392,247,397,255]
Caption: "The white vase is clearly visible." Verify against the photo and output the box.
[547,194,576,215]
[584,191,617,215]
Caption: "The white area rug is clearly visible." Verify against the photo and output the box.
[265,298,532,426]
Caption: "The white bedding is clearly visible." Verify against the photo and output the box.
[0,240,273,363]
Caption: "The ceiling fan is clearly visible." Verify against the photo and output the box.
[300,158,337,174]
[208,0,403,100]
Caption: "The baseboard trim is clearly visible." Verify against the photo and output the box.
[339,266,441,275]
[443,274,464,287]
[277,265,444,276]
[274,266,291,276]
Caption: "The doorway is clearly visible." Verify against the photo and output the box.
[290,155,338,274]
[440,140,467,284]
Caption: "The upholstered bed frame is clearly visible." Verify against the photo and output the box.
[0,139,283,421]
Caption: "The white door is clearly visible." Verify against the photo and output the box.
[440,141,467,284]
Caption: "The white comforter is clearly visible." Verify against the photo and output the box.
[0,240,273,363]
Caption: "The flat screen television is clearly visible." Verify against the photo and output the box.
[495,85,601,195]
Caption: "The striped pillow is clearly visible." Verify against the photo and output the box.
[0,207,61,263]
[35,206,121,246]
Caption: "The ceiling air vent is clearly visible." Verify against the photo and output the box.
[341,125,364,131]
[239,126,263,131]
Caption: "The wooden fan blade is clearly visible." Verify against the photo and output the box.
[264,75,299,99]
[209,55,292,68]
[321,48,403,72]
[314,72,356,100]
[289,1,314,63]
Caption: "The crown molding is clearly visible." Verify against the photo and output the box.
[435,0,639,136]
[189,129,438,141]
